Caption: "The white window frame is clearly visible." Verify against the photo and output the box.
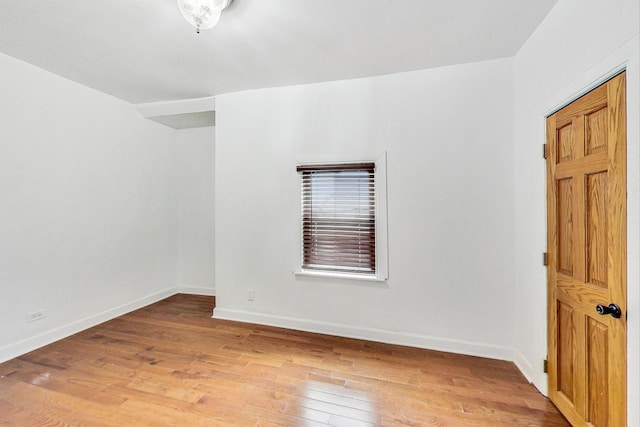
[293,152,388,282]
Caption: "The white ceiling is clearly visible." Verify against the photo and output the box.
[0,0,558,105]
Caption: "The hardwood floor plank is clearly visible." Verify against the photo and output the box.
[0,294,568,426]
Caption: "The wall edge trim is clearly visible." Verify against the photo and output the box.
[177,285,216,296]
[213,307,517,363]
[0,287,177,364]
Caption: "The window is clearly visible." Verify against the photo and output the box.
[296,162,377,276]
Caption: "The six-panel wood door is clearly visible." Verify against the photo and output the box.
[546,72,627,427]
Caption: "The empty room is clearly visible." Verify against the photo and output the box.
[0,0,638,425]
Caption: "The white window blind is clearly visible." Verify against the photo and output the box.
[296,162,376,275]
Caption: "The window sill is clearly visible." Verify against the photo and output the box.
[294,269,387,282]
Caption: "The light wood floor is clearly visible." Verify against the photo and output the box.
[0,294,569,426]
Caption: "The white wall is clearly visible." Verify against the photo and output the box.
[512,0,640,423]
[214,57,517,359]
[176,127,215,295]
[0,52,180,362]
[4,2,636,417]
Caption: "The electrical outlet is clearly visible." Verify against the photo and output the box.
[247,288,256,301]
[26,310,46,323]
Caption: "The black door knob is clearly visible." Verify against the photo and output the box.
[596,303,622,318]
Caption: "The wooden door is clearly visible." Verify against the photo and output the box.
[546,72,627,427]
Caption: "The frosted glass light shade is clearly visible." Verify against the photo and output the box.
[177,0,230,33]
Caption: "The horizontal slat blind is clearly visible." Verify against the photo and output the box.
[297,163,376,274]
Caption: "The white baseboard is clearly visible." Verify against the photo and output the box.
[514,350,549,396]
[176,284,215,296]
[213,307,516,362]
[0,287,522,379]
[0,287,176,364]
[513,350,535,383]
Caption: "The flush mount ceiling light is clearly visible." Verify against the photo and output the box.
[177,0,232,34]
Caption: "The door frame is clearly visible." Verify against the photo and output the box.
[540,36,640,426]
